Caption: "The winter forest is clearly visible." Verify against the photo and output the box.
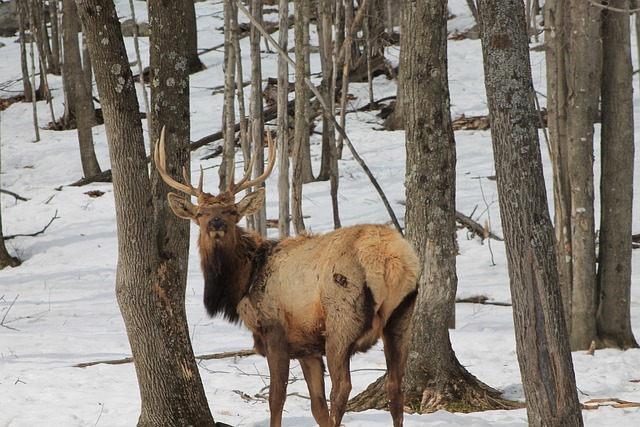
[1,0,639,426]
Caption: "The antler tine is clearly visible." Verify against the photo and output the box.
[230,130,277,195]
[154,126,202,197]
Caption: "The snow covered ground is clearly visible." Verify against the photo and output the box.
[1,1,639,426]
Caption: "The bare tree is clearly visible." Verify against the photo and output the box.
[220,0,235,192]
[62,0,101,178]
[565,0,601,351]
[249,0,267,236]
[277,0,291,238]
[77,0,216,424]
[186,0,204,73]
[596,0,638,349]
[477,1,584,425]
[291,0,311,233]
[317,0,341,229]
[349,0,518,413]
[0,135,21,269]
[543,0,573,330]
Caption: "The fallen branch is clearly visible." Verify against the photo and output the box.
[456,295,512,307]
[1,294,19,331]
[68,170,113,187]
[0,188,28,202]
[5,210,59,240]
[582,398,640,410]
[75,348,256,368]
[455,210,504,241]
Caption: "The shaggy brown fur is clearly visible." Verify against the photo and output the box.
[155,132,419,427]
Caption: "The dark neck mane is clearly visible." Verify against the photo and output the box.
[199,229,275,324]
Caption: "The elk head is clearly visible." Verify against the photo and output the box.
[154,127,276,246]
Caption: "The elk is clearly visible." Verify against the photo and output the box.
[155,128,420,427]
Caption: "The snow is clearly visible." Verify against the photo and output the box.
[1,1,640,426]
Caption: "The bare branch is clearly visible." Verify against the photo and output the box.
[236,0,403,234]
[589,0,640,12]
[5,210,59,240]
[0,188,29,201]
[75,348,256,368]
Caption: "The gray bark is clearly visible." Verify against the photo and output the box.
[477,1,584,425]
[596,0,638,349]
[277,0,291,238]
[63,0,101,178]
[249,0,267,236]
[77,0,215,424]
[566,0,601,351]
[543,0,573,336]
[291,0,310,233]
[220,0,237,192]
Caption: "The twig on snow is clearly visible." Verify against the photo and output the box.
[5,210,59,240]
[0,188,28,201]
[75,348,256,368]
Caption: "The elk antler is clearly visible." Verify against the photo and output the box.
[229,130,277,195]
[154,126,204,198]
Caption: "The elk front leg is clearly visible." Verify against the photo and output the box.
[264,330,290,427]
[299,356,330,426]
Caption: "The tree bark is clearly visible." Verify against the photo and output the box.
[277,0,291,238]
[249,0,267,236]
[220,0,237,192]
[596,0,639,349]
[291,0,311,233]
[477,1,584,425]
[77,1,215,425]
[566,0,601,351]
[49,0,61,75]
[544,0,573,334]
[0,141,21,269]
[17,0,33,102]
[317,0,341,229]
[62,0,101,178]
[186,0,204,74]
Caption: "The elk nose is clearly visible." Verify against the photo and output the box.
[210,217,226,231]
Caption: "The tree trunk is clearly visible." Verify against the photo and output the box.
[186,0,204,74]
[293,0,314,184]
[49,0,61,75]
[277,0,291,238]
[220,0,237,192]
[17,0,33,102]
[249,0,267,236]
[544,0,573,336]
[0,141,21,269]
[477,1,584,425]
[596,0,639,350]
[62,0,101,178]
[291,0,311,233]
[77,1,216,425]
[566,0,601,351]
[317,0,341,229]
[349,0,518,413]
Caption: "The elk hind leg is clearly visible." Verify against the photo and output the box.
[264,329,290,427]
[382,290,417,427]
[325,347,352,427]
[299,356,330,426]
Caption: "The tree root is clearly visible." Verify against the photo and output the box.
[348,373,524,414]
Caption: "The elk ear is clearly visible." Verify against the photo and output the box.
[167,192,198,221]
[236,188,265,219]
